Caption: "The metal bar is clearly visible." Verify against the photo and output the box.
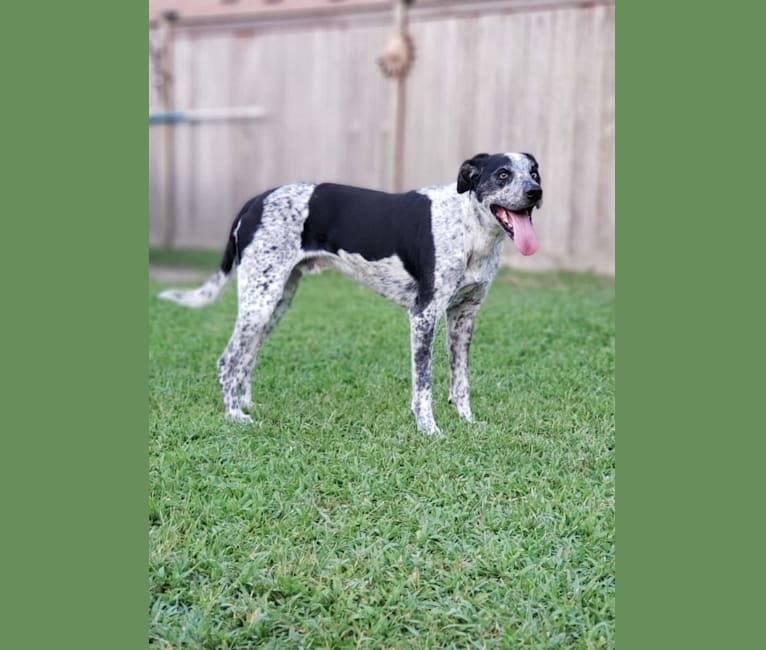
[149,106,267,124]
[158,12,176,249]
[389,0,408,192]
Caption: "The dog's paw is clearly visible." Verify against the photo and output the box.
[240,397,254,412]
[457,410,474,423]
[226,409,253,425]
[449,396,474,422]
[417,421,443,436]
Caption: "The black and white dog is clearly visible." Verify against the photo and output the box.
[159,152,542,434]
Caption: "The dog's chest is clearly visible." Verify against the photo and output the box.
[425,186,503,298]
[453,224,503,295]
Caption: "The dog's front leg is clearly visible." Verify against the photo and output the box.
[409,307,439,434]
[446,297,483,423]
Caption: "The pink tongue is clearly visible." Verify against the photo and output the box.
[509,212,539,256]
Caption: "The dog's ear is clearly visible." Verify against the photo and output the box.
[521,152,538,167]
[457,153,490,194]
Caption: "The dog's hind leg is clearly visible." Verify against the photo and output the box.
[409,305,441,434]
[218,316,264,424]
[218,255,300,424]
[239,267,302,411]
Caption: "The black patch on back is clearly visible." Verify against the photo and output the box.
[303,183,436,308]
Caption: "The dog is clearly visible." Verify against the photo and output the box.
[159,152,542,434]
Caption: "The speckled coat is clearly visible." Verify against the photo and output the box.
[160,152,543,434]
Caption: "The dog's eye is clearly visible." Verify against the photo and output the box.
[498,170,510,181]
[531,171,540,181]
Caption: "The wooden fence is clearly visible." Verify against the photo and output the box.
[149,0,614,273]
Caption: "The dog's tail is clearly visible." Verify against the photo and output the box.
[158,224,238,309]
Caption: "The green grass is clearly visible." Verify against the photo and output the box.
[149,268,614,648]
[150,247,222,269]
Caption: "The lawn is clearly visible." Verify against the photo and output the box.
[149,266,614,648]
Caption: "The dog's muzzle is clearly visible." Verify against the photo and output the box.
[490,205,539,256]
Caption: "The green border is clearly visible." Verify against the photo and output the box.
[618,2,764,648]
[2,2,147,647]
[4,0,763,645]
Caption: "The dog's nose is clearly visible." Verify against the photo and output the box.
[526,187,543,202]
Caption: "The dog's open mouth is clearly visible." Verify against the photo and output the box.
[490,205,539,256]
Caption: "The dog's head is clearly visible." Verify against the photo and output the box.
[456,152,543,256]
